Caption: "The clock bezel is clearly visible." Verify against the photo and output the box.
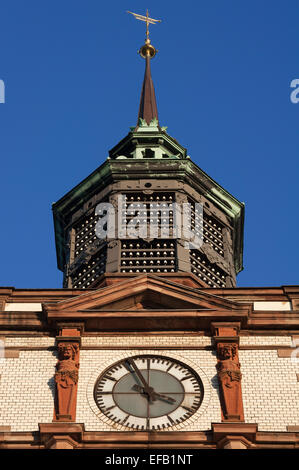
[93,354,205,430]
[87,351,212,431]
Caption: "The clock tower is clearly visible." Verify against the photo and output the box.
[52,14,244,293]
[0,11,298,451]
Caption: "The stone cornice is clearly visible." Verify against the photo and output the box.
[1,428,299,448]
[1,280,299,331]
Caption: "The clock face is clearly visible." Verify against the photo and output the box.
[94,355,204,430]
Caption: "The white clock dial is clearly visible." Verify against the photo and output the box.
[94,355,204,430]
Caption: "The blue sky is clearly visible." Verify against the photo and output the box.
[0,0,298,288]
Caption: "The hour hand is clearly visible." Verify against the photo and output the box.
[132,384,145,393]
[132,383,156,402]
[132,384,176,404]
[153,392,176,404]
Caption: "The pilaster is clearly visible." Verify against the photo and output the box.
[53,323,83,422]
[211,322,244,422]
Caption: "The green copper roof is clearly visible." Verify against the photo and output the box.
[52,155,244,275]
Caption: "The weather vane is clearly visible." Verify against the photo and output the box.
[127,9,161,59]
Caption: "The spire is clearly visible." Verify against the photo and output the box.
[138,54,158,125]
[127,10,161,126]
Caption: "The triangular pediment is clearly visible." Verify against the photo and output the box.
[44,274,251,316]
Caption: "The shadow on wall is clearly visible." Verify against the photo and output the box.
[47,348,57,399]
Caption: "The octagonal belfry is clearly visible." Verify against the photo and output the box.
[52,34,244,290]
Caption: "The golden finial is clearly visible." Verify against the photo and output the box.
[127,9,161,59]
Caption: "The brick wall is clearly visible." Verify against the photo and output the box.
[0,335,298,432]
[81,336,212,347]
[240,349,299,431]
[0,350,55,431]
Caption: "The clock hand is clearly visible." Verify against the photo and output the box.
[132,384,176,404]
[127,359,155,402]
[132,384,146,393]
[152,392,176,404]
[132,384,155,396]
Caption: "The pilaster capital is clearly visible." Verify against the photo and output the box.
[211,322,240,344]
[212,423,258,448]
[39,423,85,449]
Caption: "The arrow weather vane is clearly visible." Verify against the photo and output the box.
[127,9,161,58]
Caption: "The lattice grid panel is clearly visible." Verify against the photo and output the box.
[190,250,226,288]
[74,214,98,260]
[120,240,176,273]
[72,247,107,289]
[188,199,225,258]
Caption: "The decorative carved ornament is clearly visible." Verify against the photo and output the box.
[212,323,244,422]
[53,325,83,422]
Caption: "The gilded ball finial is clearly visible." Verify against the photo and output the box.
[139,41,157,59]
[127,9,161,60]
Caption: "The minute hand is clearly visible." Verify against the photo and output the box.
[127,359,155,399]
